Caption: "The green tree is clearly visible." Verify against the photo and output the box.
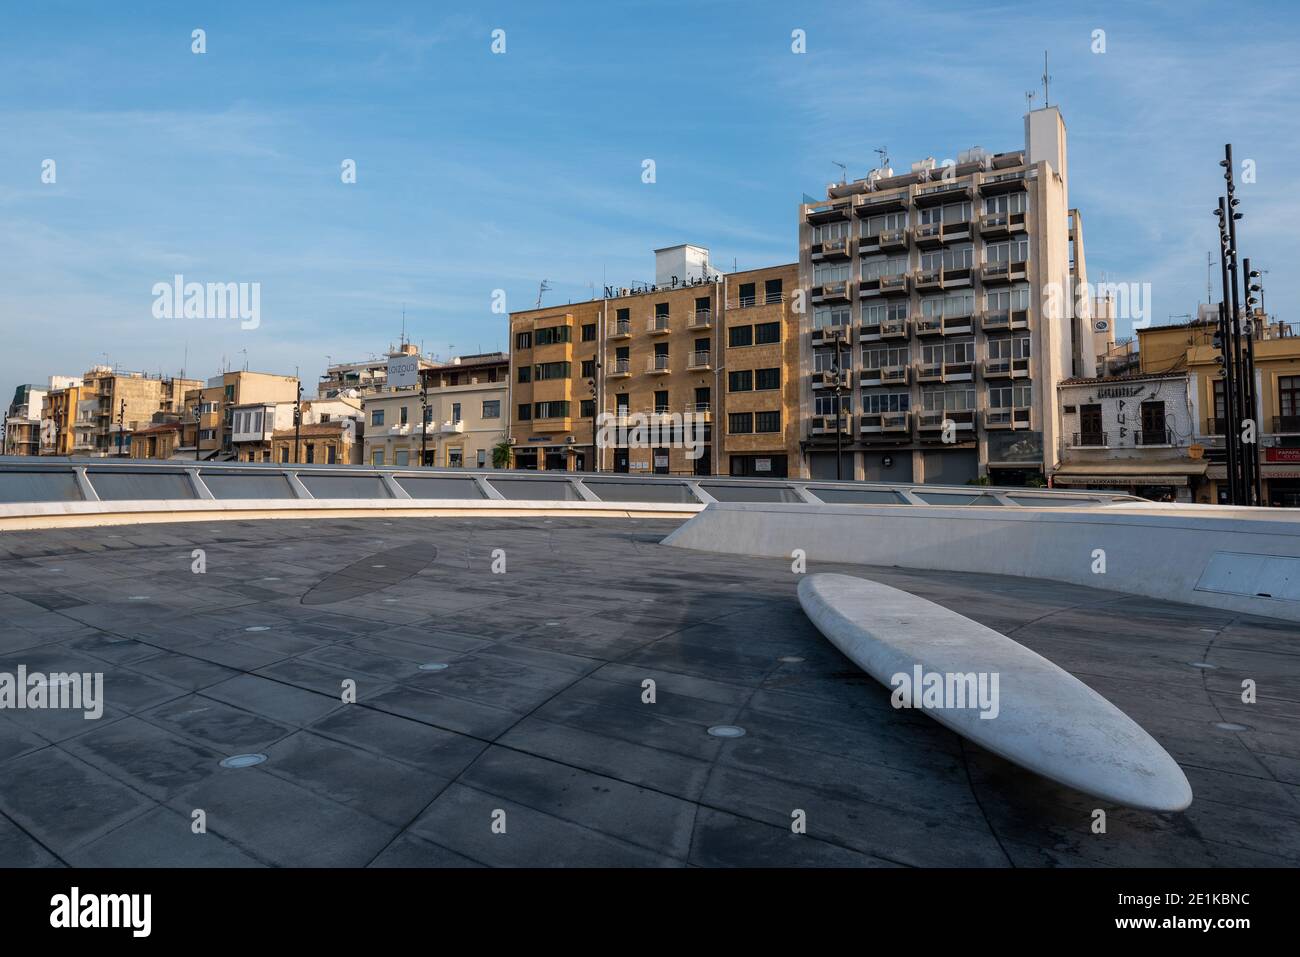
[492,436,512,469]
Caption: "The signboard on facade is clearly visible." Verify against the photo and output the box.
[755,458,772,472]
[386,355,421,390]
[653,455,668,468]
[1266,447,1300,463]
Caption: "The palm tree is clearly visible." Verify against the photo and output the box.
[492,436,512,469]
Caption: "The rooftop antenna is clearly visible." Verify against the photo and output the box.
[832,161,847,185]
[1041,50,1052,108]
[536,280,551,309]
[401,303,407,347]
[1025,90,1037,111]
[1207,251,1214,303]
[873,146,890,170]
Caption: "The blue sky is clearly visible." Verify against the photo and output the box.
[2,0,1298,404]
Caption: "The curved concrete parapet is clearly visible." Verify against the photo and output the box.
[798,573,1193,813]
[664,501,1300,623]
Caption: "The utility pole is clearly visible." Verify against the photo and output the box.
[587,374,600,473]
[116,399,126,457]
[1223,145,1255,505]
[194,403,202,462]
[419,374,430,467]
[293,385,303,465]
[1244,257,1263,505]
[1215,199,1240,506]
[831,330,848,480]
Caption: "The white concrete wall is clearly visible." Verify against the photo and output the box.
[664,501,1300,622]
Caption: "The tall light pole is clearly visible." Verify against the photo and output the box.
[587,375,599,472]
[830,330,847,480]
[293,385,303,465]
[419,375,430,467]
[193,403,202,462]
[116,399,126,457]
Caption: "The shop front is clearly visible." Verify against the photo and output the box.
[1051,461,1208,502]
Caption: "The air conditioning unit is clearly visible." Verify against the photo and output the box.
[508,437,516,445]
[565,436,576,444]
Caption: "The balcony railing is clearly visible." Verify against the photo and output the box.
[1071,431,1108,448]
[812,237,851,260]
[686,351,712,370]
[811,414,852,435]
[646,355,671,374]
[860,411,911,434]
[647,315,671,334]
[609,319,632,338]
[688,309,712,329]
[914,314,944,335]
[812,280,851,301]
[811,325,852,347]
[917,410,975,431]
[985,407,1031,429]
[607,358,632,377]
[1135,428,1172,446]
[1273,415,1300,434]
[983,357,1030,378]
[981,260,1027,283]
[880,318,909,338]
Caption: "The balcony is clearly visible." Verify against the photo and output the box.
[811,237,851,260]
[860,273,908,298]
[978,211,1028,237]
[647,315,671,334]
[532,416,573,433]
[684,402,712,422]
[941,361,974,382]
[981,261,1028,285]
[607,358,632,378]
[1070,431,1109,448]
[609,319,632,339]
[687,309,712,330]
[1135,428,1173,446]
[1273,415,1300,434]
[941,218,974,242]
[914,314,944,336]
[980,309,1030,332]
[859,364,909,388]
[686,350,712,371]
[440,420,465,434]
[914,179,973,206]
[983,357,1030,379]
[860,228,908,254]
[913,222,944,248]
[916,361,944,383]
[812,280,851,303]
[915,268,944,291]
[985,407,1031,429]
[979,170,1028,195]
[811,370,840,390]
[806,201,852,225]
[646,355,671,374]
[811,325,852,348]
[880,318,909,339]
[941,312,974,335]
[810,414,852,435]
[917,410,975,434]
[860,411,911,436]
[855,191,908,215]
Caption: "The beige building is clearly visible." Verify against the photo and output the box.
[271,421,361,465]
[180,370,299,460]
[507,246,801,476]
[71,367,200,457]
[39,377,85,455]
[3,383,45,456]
[799,106,1092,484]
[231,395,363,463]
[363,352,508,467]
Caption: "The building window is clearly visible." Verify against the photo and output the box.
[1140,400,1167,441]
[653,390,669,414]
[482,400,501,419]
[755,322,781,344]
[535,401,570,419]
[327,445,337,464]
[738,283,756,307]
[399,406,409,425]
[533,361,571,381]
[280,446,290,463]
[862,391,910,414]
[755,411,781,433]
[581,359,596,378]
[518,404,532,421]
[477,449,487,468]
[729,325,753,348]
[580,399,595,418]
[755,368,780,390]
[729,412,754,434]
[534,325,571,346]
[728,370,753,392]
[814,305,851,329]
[372,450,384,466]
[395,450,409,466]
[448,448,463,467]
[581,323,597,341]
[515,331,533,350]
[764,279,783,304]
[371,409,385,426]
[451,402,461,422]
[1280,376,1300,417]
[616,307,630,322]
[814,262,850,284]
[305,443,315,464]
[517,366,531,383]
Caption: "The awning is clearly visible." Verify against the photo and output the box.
[1209,464,1300,481]
[1052,460,1207,487]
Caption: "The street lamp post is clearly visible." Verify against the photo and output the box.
[193,404,202,462]
[419,377,430,467]
[116,399,126,457]
[292,385,303,465]
[587,375,599,473]
[831,330,847,481]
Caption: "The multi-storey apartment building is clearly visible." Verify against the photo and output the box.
[507,246,800,476]
[798,106,1093,484]
[230,396,363,463]
[362,352,508,467]
[72,367,200,457]
[40,377,85,455]
[318,341,437,398]
[3,383,46,456]
[181,371,299,460]
[1137,307,1300,506]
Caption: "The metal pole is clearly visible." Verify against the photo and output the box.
[420,379,429,467]
[1243,257,1263,505]
[1224,146,1254,505]
[293,385,302,465]
[116,399,125,457]
[834,333,845,480]
[1216,198,1240,505]
[194,406,201,462]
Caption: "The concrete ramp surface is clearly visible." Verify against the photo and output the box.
[798,573,1194,813]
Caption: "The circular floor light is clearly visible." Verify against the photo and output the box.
[1214,722,1250,732]
[1188,662,1218,670]
[708,725,746,738]
[220,753,267,769]
[419,663,449,672]
[778,655,805,664]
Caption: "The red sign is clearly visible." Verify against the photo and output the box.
[1266,447,1300,463]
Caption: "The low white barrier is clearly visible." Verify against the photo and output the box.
[664,501,1300,623]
